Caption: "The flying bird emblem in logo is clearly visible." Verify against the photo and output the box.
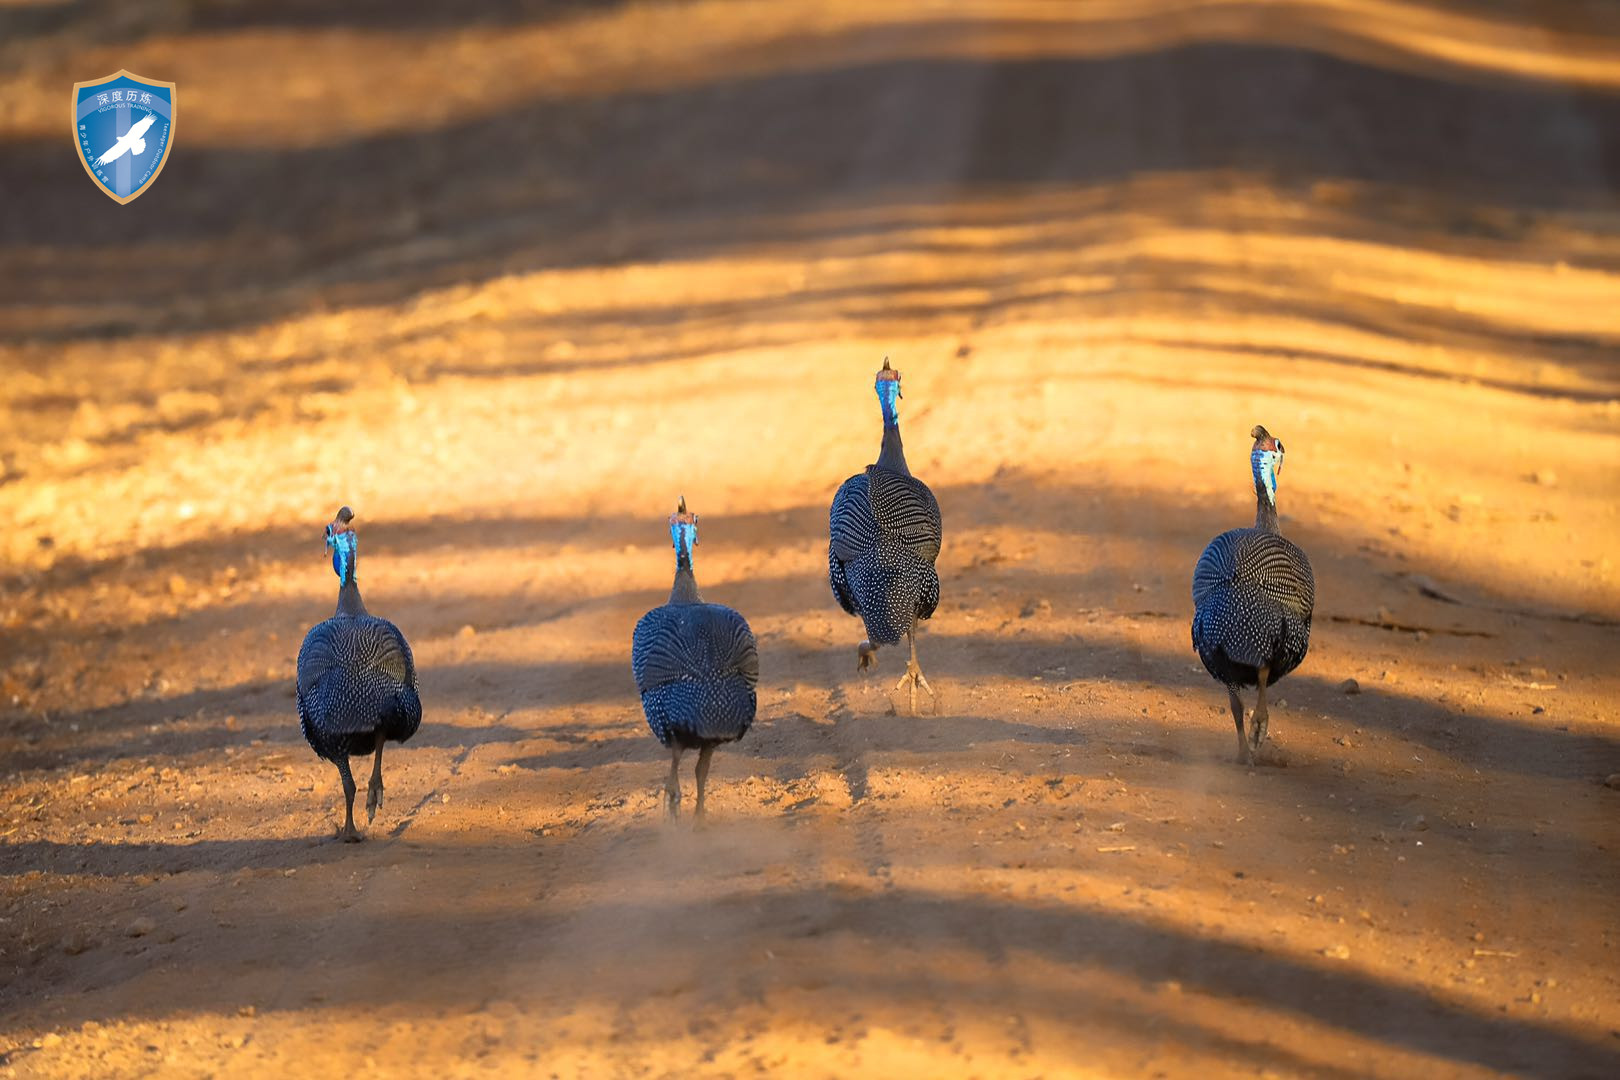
[72,70,176,204]
[94,113,157,166]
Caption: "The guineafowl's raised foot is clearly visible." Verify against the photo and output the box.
[366,735,386,823]
[856,639,878,673]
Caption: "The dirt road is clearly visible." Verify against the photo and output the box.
[2,1,1619,1076]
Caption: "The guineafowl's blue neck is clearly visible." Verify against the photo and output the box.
[876,422,910,475]
[1253,484,1281,534]
[670,552,703,605]
[336,573,368,616]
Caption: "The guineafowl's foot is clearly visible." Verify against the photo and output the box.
[335,761,363,841]
[1226,688,1251,765]
[664,745,683,819]
[894,661,933,714]
[894,630,933,714]
[693,745,715,824]
[1250,705,1270,753]
[1249,665,1272,757]
[366,735,385,823]
[1235,708,1255,763]
[664,772,681,818]
[856,639,878,672]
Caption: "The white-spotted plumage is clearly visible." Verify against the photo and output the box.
[296,614,420,756]
[632,602,759,747]
[1191,527,1314,685]
[829,469,941,646]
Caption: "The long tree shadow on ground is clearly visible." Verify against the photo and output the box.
[5,32,1620,350]
[1,870,1615,1077]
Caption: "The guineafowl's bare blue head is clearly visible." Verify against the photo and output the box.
[325,506,358,583]
[669,496,698,565]
[1250,426,1285,506]
[875,357,902,428]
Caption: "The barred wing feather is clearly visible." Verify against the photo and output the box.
[866,467,942,563]
[830,474,880,563]
[1194,529,1315,617]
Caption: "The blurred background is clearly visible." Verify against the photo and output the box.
[2,1,1618,1076]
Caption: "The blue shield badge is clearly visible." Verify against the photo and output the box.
[72,70,175,204]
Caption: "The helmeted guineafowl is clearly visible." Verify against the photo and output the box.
[632,497,759,819]
[1191,426,1315,764]
[828,357,942,713]
[295,507,422,841]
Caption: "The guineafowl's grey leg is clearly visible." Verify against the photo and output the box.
[857,639,877,672]
[1227,687,1250,765]
[366,731,385,824]
[694,744,716,821]
[1252,665,1272,754]
[664,745,684,818]
[335,758,362,842]
[893,629,934,714]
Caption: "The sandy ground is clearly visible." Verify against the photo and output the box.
[2,0,1620,1076]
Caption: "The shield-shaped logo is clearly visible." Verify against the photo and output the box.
[72,70,176,204]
